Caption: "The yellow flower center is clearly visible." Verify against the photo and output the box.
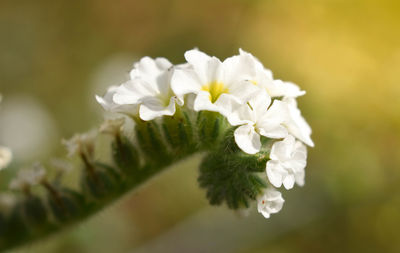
[201,82,229,103]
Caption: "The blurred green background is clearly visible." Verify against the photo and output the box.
[1,0,400,252]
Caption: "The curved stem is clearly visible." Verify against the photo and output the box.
[0,111,268,251]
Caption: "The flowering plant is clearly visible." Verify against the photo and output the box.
[0,49,313,251]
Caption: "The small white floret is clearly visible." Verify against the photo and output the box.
[257,187,285,219]
[222,90,289,154]
[62,131,97,158]
[266,135,307,189]
[171,49,259,113]
[238,49,305,98]
[113,57,183,121]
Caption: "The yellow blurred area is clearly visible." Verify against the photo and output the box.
[1,0,400,252]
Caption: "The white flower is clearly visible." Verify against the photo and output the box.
[96,86,139,117]
[257,187,285,219]
[237,49,305,98]
[99,117,125,135]
[62,131,97,158]
[223,90,289,154]
[171,49,260,113]
[113,57,183,121]
[266,135,307,189]
[268,80,306,98]
[283,98,314,147]
[9,164,46,191]
[0,146,12,170]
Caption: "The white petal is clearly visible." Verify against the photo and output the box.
[171,69,202,96]
[267,100,290,122]
[270,135,296,161]
[96,87,139,116]
[132,56,172,81]
[227,80,262,103]
[96,94,112,111]
[295,168,305,187]
[264,188,285,213]
[280,81,306,97]
[95,86,119,111]
[113,79,156,105]
[193,91,219,112]
[155,69,174,95]
[266,160,285,188]
[212,94,243,124]
[257,187,285,219]
[215,93,258,127]
[222,53,256,85]
[214,93,250,120]
[289,142,307,171]
[185,49,211,64]
[154,57,173,70]
[258,207,271,219]
[184,49,212,84]
[139,97,176,121]
[238,49,265,73]
[282,175,295,190]
[246,89,271,116]
[284,98,314,147]
[234,125,261,154]
[206,57,224,84]
[258,126,288,139]
[257,100,289,139]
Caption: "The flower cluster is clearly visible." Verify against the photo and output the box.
[96,49,314,219]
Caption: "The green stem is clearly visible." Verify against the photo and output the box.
[0,111,269,251]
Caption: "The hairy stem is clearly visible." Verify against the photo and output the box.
[0,111,268,251]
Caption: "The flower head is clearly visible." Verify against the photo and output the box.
[112,57,183,121]
[234,49,305,99]
[266,135,307,189]
[62,131,97,159]
[257,187,285,219]
[0,146,12,170]
[171,49,260,113]
[93,49,314,220]
[223,90,289,154]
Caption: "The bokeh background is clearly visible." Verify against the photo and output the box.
[1,0,400,252]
